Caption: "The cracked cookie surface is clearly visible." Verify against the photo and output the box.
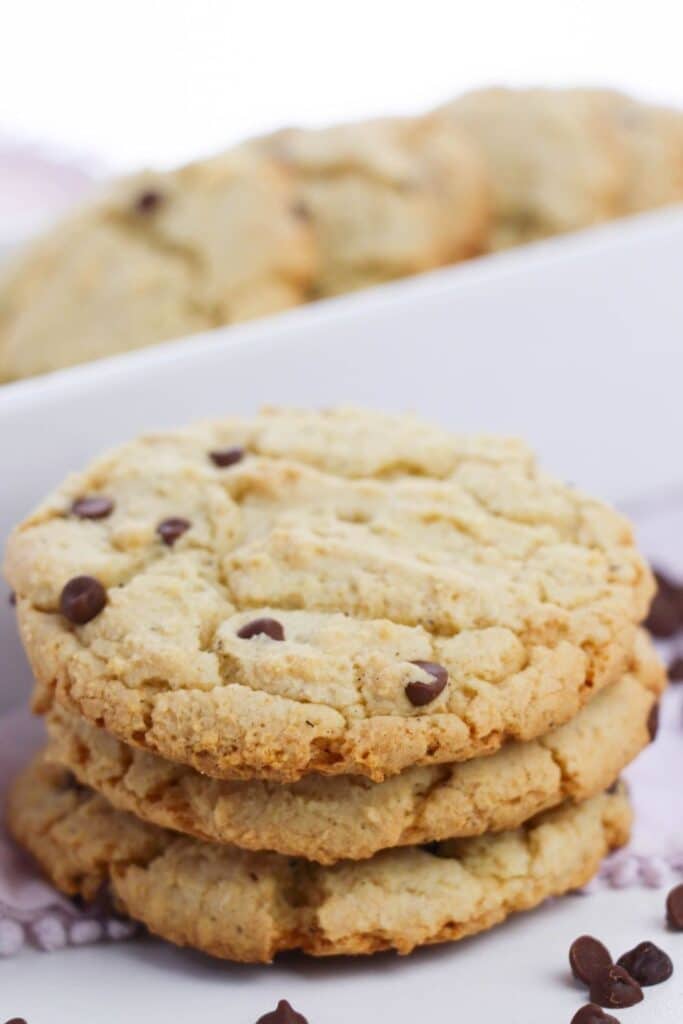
[44,629,662,862]
[0,148,315,382]
[257,116,489,296]
[8,757,631,961]
[5,407,654,782]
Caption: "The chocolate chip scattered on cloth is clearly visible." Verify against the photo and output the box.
[666,883,683,928]
[569,933,674,1018]
[569,935,613,985]
[668,655,683,681]
[571,1005,620,1024]
[617,940,673,985]
[588,965,643,1009]
[256,1002,308,1024]
[644,568,683,638]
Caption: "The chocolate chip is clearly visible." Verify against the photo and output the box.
[645,569,681,638]
[569,935,613,985]
[134,189,163,214]
[617,941,673,986]
[645,589,679,637]
[654,567,677,591]
[59,576,107,625]
[4,1018,29,1024]
[209,446,244,468]
[58,770,87,794]
[71,496,114,520]
[421,841,443,856]
[589,965,643,1008]
[658,567,683,620]
[647,702,660,742]
[668,655,683,682]
[405,661,448,706]
[666,883,683,929]
[571,1006,620,1024]
[8,591,16,606]
[290,200,311,221]
[237,617,285,641]
[606,780,620,795]
[156,517,191,546]
[255,1001,308,1024]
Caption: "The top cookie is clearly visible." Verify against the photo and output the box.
[5,407,653,782]
[0,147,315,382]
[437,87,626,250]
[258,116,490,296]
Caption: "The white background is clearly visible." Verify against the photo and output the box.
[2,0,683,170]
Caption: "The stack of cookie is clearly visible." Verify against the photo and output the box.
[2,88,683,383]
[5,408,664,961]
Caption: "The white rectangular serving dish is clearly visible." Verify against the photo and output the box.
[1,207,683,715]
[1,208,683,1022]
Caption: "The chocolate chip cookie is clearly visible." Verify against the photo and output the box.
[5,408,655,782]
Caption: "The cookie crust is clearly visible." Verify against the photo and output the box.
[7,757,631,962]
[5,408,654,781]
[44,632,661,862]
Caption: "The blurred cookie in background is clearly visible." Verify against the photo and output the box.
[0,147,315,382]
[2,86,683,385]
[256,115,490,297]
[436,87,626,250]
[584,90,683,214]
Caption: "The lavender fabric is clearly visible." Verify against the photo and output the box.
[0,709,138,955]
[0,134,96,248]
[586,489,683,893]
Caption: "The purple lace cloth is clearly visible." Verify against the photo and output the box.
[594,680,683,890]
[0,134,96,247]
[0,709,137,955]
[590,489,683,891]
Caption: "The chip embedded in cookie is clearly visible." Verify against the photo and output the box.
[5,407,655,782]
